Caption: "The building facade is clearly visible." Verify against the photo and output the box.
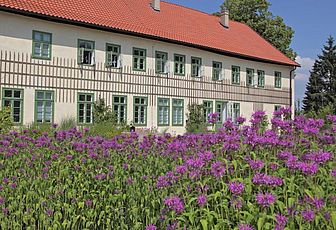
[0,0,299,134]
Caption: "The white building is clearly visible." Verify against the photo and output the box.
[0,0,299,134]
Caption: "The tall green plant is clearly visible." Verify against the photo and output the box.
[93,98,117,124]
[186,104,207,133]
[0,107,13,133]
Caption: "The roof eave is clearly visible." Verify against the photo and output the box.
[0,6,300,67]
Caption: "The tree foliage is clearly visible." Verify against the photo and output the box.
[186,104,208,133]
[303,36,336,114]
[0,107,13,133]
[220,0,296,59]
[93,98,117,124]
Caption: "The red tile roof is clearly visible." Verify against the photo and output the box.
[0,0,299,66]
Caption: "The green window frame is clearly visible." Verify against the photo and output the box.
[215,101,226,124]
[203,101,213,122]
[32,30,52,60]
[275,71,282,88]
[191,57,202,77]
[257,70,265,88]
[212,61,222,81]
[133,48,146,71]
[106,43,121,68]
[35,90,54,123]
[78,39,95,65]
[155,51,168,73]
[172,99,184,126]
[232,66,240,85]
[133,97,147,126]
[246,68,255,87]
[113,96,127,124]
[77,93,94,124]
[232,103,240,122]
[158,98,170,126]
[2,88,23,124]
[174,54,185,76]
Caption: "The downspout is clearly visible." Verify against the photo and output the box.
[289,66,297,115]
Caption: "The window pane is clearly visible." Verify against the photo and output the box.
[79,95,85,101]
[37,92,44,99]
[34,32,42,41]
[13,90,21,98]
[4,90,12,98]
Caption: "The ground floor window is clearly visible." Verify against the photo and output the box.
[172,99,183,126]
[35,90,54,123]
[2,88,23,123]
[231,103,240,122]
[113,96,127,123]
[78,93,93,124]
[158,98,170,126]
[203,101,213,122]
[133,97,147,126]
[215,101,228,124]
[274,105,281,111]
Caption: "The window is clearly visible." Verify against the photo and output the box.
[133,48,146,71]
[275,71,282,88]
[232,66,240,84]
[246,68,254,87]
[274,105,281,111]
[133,97,147,126]
[106,44,121,68]
[215,101,226,124]
[257,70,265,88]
[113,96,127,123]
[174,54,185,75]
[232,103,240,122]
[203,101,213,122]
[35,90,54,123]
[172,99,184,126]
[191,57,202,77]
[213,61,222,81]
[32,31,52,59]
[78,93,93,124]
[2,89,23,123]
[158,98,170,126]
[78,39,95,65]
[155,51,168,73]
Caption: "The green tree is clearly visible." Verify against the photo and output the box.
[93,97,116,124]
[220,0,296,59]
[303,37,336,114]
[186,104,208,133]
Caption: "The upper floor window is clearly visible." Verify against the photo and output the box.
[106,44,121,68]
[155,51,168,73]
[174,54,185,75]
[246,68,254,87]
[275,71,282,88]
[133,48,146,71]
[212,61,222,81]
[191,57,202,77]
[257,70,265,88]
[32,31,52,59]
[232,66,240,85]
[78,39,95,65]
[2,88,23,124]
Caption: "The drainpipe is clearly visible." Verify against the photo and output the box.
[289,67,297,116]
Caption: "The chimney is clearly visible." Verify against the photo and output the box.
[151,0,160,11]
[220,9,229,28]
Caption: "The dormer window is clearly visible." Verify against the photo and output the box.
[78,39,95,65]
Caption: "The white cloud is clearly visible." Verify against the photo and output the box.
[294,56,315,101]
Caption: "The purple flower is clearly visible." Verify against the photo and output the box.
[331,169,336,177]
[164,196,184,214]
[238,224,254,230]
[255,192,276,208]
[211,161,226,178]
[275,213,288,226]
[229,181,245,195]
[197,195,207,206]
[65,155,73,160]
[45,208,53,217]
[10,183,17,189]
[0,197,5,205]
[252,173,283,187]
[248,159,264,170]
[301,209,315,222]
[146,225,157,230]
[230,198,243,210]
[2,208,8,216]
[85,199,93,207]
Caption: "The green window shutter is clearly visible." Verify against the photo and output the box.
[35,90,54,123]
[2,88,24,124]
[133,48,147,71]
[113,96,127,123]
[133,97,147,126]
[172,99,184,126]
[232,66,240,85]
[77,93,94,124]
[174,54,185,75]
[32,31,52,60]
[158,98,170,126]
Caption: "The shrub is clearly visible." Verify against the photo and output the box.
[93,98,117,124]
[0,107,13,133]
[186,103,208,133]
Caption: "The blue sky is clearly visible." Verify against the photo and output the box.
[165,0,336,103]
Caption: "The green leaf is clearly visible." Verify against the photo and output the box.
[200,219,208,230]
[331,211,336,229]
[257,217,264,230]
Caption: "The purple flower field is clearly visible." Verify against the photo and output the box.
[0,108,335,229]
